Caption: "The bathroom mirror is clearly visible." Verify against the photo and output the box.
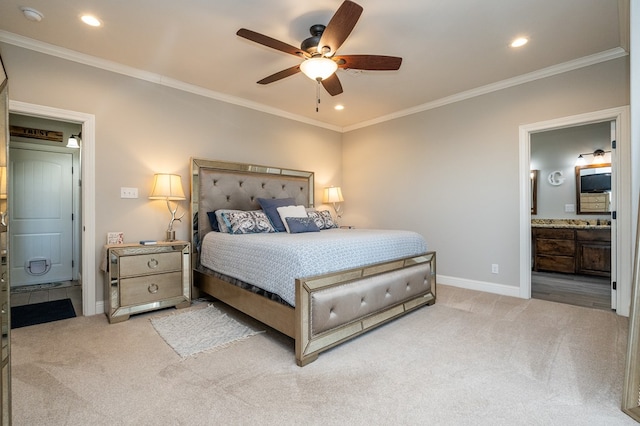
[530,170,538,215]
[575,163,611,215]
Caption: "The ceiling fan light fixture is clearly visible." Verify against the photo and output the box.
[300,57,338,81]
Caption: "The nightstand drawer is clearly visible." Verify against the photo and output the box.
[120,271,183,306]
[119,252,181,277]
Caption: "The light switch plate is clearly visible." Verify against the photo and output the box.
[564,204,575,212]
[121,187,138,199]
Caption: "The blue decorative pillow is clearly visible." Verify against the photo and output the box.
[221,210,275,234]
[214,209,251,233]
[257,197,295,232]
[207,211,221,232]
[307,210,338,229]
[285,217,320,234]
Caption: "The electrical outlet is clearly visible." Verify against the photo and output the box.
[491,264,499,274]
[120,187,138,199]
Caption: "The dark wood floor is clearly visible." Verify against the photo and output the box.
[531,271,611,311]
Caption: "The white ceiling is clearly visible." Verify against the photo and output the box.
[0,0,628,131]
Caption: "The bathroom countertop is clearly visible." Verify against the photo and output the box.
[531,219,611,229]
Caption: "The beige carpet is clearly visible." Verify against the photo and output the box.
[10,285,635,425]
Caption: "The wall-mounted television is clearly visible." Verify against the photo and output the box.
[581,172,611,193]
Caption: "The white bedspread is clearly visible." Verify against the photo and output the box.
[200,228,428,306]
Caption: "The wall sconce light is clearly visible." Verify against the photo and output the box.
[149,173,186,241]
[322,186,344,218]
[67,133,81,149]
[575,149,610,166]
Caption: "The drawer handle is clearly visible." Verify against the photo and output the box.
[147,258,159,269]
[148,283,159,294]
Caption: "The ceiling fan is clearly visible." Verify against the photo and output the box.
[236,0,402,97]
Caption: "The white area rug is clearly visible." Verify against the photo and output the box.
[150,305,264,358]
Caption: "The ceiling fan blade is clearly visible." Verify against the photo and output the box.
[334,55,402,70]
[321,74,343,96]
[318,1,363,56]
[257,65,301,85]
[237,28,309,58]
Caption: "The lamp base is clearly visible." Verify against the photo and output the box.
[165,230,176,242]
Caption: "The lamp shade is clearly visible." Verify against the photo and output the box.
[323,186,344,204]
[149,173,186,200]
[300,57,338,81]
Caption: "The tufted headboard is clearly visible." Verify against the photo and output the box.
[190,158,314,265]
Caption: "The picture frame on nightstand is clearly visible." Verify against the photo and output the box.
[107,232,124,244]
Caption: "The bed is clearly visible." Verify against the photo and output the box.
[191,158,436,366]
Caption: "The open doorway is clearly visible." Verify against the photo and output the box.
[8,114,83,318]
[519,106,632,316]
[7,100,97,318]
[530,122,613,310]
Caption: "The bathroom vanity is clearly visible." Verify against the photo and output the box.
[532,220,611,277]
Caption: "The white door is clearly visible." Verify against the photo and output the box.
[9,148,73,287]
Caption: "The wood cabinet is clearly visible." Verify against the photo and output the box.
[576,229,611,276]
[105,242,191,323]
[532,227,610,277]
[532,228,576,274]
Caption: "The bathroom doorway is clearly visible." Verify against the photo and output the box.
[519,106,632,316]
[530,122,613,310]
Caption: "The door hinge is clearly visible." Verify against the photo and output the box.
[71,213,74,221]
[612,140,616,149]
[72,260,74,268]
[612,211,616,220]
[613,281,617,290]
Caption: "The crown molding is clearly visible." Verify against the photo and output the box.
[0,31,342,133]
[0,31,627,134]
[343,47,629,132]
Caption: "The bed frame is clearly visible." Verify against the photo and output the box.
[191,158,436,366]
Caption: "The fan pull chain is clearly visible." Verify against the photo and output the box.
[315,79,321,112]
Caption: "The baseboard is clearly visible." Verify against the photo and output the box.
[437,275,522,298]
[95,301,105,315]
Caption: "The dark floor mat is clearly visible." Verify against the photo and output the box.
[11,299,76,329]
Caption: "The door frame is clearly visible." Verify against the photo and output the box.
[519,106,632,316]
[8,101,96,316]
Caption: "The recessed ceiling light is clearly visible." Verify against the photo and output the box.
[511,37,528,48]
[81,14,102,27]
[20,7,44,22]
[334,105,345,111]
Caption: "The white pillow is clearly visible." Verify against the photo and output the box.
[276,205,308,233]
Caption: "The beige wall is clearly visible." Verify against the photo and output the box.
[0,41,633,308]
[0,43,342,307]
[342,57,629,292]
[531,122,611,219]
